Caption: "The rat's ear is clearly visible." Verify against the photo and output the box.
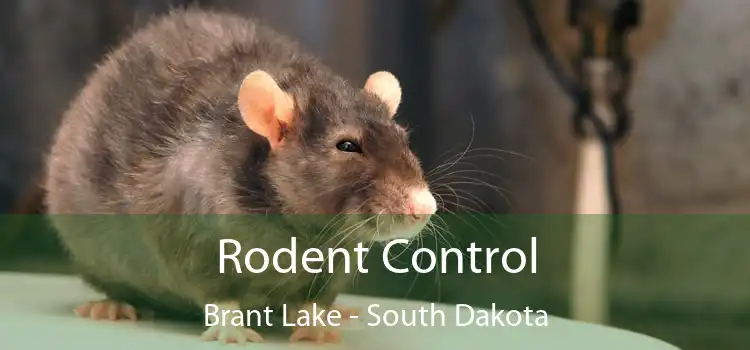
[364,71,401,118]
[237,70,295,149]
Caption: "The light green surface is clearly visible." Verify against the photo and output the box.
[0,272,679,349]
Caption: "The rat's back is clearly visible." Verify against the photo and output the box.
[42,9,317,307]
[45,9,309,215]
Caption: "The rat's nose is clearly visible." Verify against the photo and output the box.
[407,188,437,218]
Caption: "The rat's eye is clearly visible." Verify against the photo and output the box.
[336,140,362,153]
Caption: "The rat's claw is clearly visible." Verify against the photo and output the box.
[74,300,137,321]
[120,304,138,320]
[288,304,349,344]
[289,326,341,344]
[201,325,264,344]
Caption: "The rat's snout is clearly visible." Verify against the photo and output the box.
[407,187,437,219]
[363,186,437,242]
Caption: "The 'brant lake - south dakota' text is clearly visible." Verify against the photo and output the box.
[205,303,548,328]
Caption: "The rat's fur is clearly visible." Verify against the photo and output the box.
[44,9,430,322]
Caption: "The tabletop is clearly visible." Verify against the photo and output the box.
[0,272,679,350]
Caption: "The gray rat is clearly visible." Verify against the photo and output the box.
[43,8,437,344]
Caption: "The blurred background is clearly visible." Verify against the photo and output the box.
[0,0,747,349]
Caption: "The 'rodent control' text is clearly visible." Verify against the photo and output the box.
[219,237,536,275]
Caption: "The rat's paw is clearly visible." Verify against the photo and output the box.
[287,303,347,344]
[201,325,264,345]
[289,326,341,344]
[74,299,137,321]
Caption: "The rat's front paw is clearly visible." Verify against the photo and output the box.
[74,299,137,321]
[201,324,264,344]
[289,326,341,344]
[287,303,346,344]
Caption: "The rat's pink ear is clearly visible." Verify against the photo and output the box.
[364,71,401,118]
[237,70,295,149]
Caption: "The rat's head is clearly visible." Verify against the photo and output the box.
[237,69,437,243]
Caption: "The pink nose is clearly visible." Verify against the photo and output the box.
[407,188,437,217]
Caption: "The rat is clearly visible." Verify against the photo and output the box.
[43,8,438,345]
